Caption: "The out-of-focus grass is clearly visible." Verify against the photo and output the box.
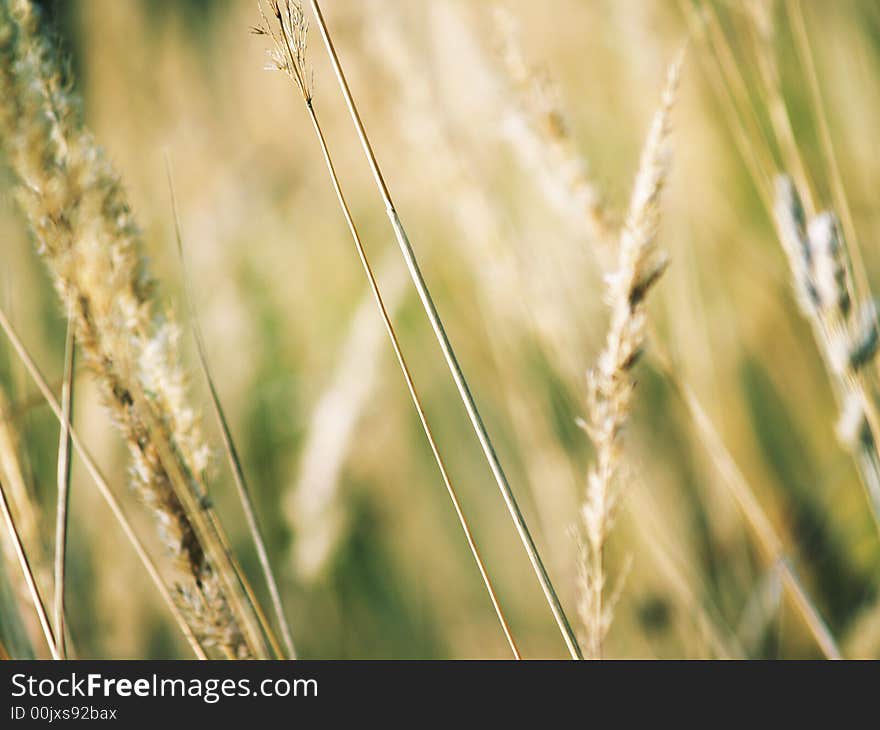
[1,0,880,658]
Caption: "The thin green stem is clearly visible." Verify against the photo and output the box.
[166,160,296,660]
[304,101,521,659]
[306,0,581,659]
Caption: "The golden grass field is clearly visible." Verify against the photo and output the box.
[2,0,880,659]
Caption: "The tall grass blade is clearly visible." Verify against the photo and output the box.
[305,0,581,660]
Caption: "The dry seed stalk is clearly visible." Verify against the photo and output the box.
[774,175,880,528]
[491,8,838,656]
[0,386,50,655]
[579,53,680,658]
[0,306,209,659]
[167,163,296,659]
[0,0,264,658]
[784,0,873,333]
[305,0,581,660]
[0,476,58,659]
[53,315,74,658]
[672,0,843,656]
[255,0,521,659]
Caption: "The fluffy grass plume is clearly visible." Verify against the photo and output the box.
[579,52,682,658]
[0,0,265,658]
[774,175,880,527]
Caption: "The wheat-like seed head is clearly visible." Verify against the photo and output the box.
[254,0,312,103]
[774,174,880,516]
[0,0,260,658]
[579,50,682,658]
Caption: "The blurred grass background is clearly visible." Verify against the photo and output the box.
[3,0,880,658]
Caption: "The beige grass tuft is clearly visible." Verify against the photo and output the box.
[0,0,265,658]
[579,52,682,658]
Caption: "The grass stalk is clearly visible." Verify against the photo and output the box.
[0,475,58,659]
[653,342,841,659]
[166,161,296,660]
[578,52,681,657]
[774,177,880,535]
[0,0,267,658]
[677,0,773,210]
[305,0,580,660]
[53,315,75,658]
[493,6,839,658]
[256,0,521,659]
[0,305,208,660]
[684,0,880,543]
[784,0,880,385]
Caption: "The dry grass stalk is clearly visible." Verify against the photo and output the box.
[654,348,841,658]
[255,0,521,658]
[578,53,681,658]
[748,4,816,214]
[305,0,581,660]
[0,476,57,658]
[0,390,43,565]
[784,0,870,314]
[685,0,880,536]
[0,0,264,658]
[671,1,851,657]
[774,176,880,528]
[168,164,296,659]
[0,470,61,659]
[677,0,775,211]
[497,0,838,658]
[365,1,584,566]
[688,0,874,326]
[483,3,838,658]
[478,17,723,639]
[53,315,74,658]
[0,305,209,659]
[0,386,50,655]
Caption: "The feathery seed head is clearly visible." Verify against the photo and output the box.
[774,172,880,520]
[579,50,682,657]
[774,179,877,376]
[616,48,682,313]
[255,0,312,103]
[0,0,259,658]
[807,212,850,317]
